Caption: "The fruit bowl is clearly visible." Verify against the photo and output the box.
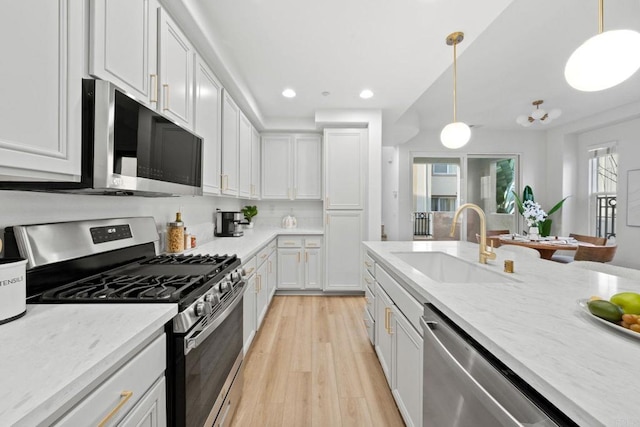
[577,299,640,340]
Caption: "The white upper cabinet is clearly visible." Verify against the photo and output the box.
[262,134,321,200]
[251,127,261,199]
[89,0,159,107]
[0,0,84,181]
[324,129,367,209]
[221,91,240,196]
[194,55,222,195]
[238,112,252,199]
[158,9,194,129]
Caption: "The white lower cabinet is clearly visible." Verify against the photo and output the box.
[325,211,363,291]
[266,244,277,303]
[256,260,269,328]
[243,271,257,355]
[54,334,167,426]
[372,264,423,427]
[277,236,323,290]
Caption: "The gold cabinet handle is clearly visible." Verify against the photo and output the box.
[294,187,297,199]
[297,252,300,263]
[260,254,267,260]
[305,252,308,263]
[364,277,372,284]
[384,307,391,334]
[255,276,260,293]
[163,84,169,111]
[283,241,296,246]
[365,261,373,268]
[326,214,330,225]
[245,267,255,275]
[268,260,272,273]
[326,196,330,206]
[98,390,133,427]
[150,74,158,103]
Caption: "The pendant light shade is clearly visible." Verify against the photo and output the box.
[441,31,470,149]
[441,122,471,149]
[565,0,640,91]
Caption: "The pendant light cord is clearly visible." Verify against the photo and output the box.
[598,0,603,34]
[452,40,458,122]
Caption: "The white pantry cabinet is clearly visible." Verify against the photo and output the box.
[89,0,159,108]
[158,9,194,129]
[238,112,252,199]
[54,334,167,426]
[0,0,84,182]
[261,134,322,200]
[194,55,222,195]
[324,211,363,291]
[251,127,261,199]
[221,91,240,197]
[277,237,323,290]
[324,129,367,209]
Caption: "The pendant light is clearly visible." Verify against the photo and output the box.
[441,32,471,149]
[565,0,640,92]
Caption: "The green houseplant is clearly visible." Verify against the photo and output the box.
[512,186,569,237]
[241,205,258,228]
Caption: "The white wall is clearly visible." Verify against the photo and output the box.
[548,101,640,269]
[387,127,547,241]
[0,191,241,254]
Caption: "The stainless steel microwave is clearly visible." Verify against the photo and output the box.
[0,79,203,196]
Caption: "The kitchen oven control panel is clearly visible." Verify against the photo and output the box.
[90,224,133,244]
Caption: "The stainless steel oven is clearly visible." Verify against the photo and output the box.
[169,281,245,427]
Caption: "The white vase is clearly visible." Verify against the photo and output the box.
[529,226,540,241]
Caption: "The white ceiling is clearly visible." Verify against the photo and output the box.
[163,0,640,145]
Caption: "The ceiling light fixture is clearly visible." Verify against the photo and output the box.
[440,31,471,149]
[516,100,562,127]
[282,88,296,98]
[360,89,374,99]
[565,0,640,92]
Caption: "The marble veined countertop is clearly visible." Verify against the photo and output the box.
[185,226,324,261]
[363,240,640,427]
[0,303,177,426]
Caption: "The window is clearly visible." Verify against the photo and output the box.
[589,145,617,238]
[431,196,457,212]
[432,163,457,175]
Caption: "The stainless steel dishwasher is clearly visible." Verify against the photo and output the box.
[421,303,577,427]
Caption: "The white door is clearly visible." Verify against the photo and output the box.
[0,0,84,181]
[118,377,167,427]
[324,129,366,209]
[243,274,257,354]
[251,127,261,199]
[294,135,322,199]
[267,250,277,302]
[89,0,159,107]
[304,247,323,290]
[194,55,221,195]
[374,284,393,385]
[256,262,269,328]
[238,113,252,199]
[392,308,423,427]
[277,248,302,289]
[158,9,193,129]
[325,211,363,291]
[262,135,292,199]
[221,91,239,196]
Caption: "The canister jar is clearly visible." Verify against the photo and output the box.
[167,219,184,253]
[0,258,28,324]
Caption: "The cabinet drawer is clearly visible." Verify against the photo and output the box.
[242,255,257,277]
[363,308,375,346]
[278,237,302,248]
[267,238,277,254]
[365,285,375,317]
[364,253,375,275]
[304,236,322,248]
[257,245,270,266]
[362,270,375,293]
[54,334,166,426]
[375,265,423,335]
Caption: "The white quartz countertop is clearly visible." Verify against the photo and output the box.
[0,303,177,427]
[363,240,640,427]
[185,226,324,261]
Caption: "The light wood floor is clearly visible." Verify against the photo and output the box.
[231,296,405,427]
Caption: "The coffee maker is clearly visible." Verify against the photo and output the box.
[214,211,244,237]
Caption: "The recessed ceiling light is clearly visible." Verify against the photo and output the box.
[282,88,296,98]
[360,89,374,99]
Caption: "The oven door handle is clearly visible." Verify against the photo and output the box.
[184,286,244,355]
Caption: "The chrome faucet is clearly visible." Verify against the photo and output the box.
[450,203,497,264]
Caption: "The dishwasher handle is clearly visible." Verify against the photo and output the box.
[421,316,523,427]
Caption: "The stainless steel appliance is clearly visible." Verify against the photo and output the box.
[215,211,244,237]
[4,217,246,427]
[421,303,577,427]
[0,79,203,196]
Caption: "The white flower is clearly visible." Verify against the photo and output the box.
[522,200,547,227]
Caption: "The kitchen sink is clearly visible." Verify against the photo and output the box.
[391,251,515,283]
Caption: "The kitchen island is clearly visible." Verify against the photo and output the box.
[0,303,177,426]
[363,240,640,427]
